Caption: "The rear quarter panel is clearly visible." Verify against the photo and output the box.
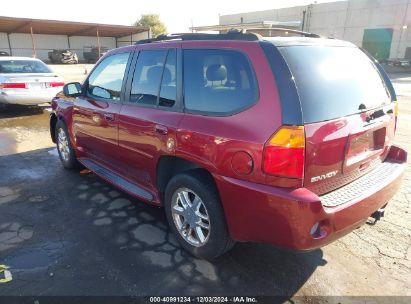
[176,41,299,187]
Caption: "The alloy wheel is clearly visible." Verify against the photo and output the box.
[171,188,211,247]
[57,128,70,162]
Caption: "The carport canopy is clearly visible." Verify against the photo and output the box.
[0,16,149,37]
[0,16,150,57]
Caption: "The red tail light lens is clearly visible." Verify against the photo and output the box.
[47,82,65,87]
[262,126,305,178]
[0,83,27,89]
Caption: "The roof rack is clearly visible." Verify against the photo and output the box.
[248,27,321,38]
[136,28,321,44]
[136,30,262,44]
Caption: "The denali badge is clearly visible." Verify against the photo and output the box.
[311,170,338,183]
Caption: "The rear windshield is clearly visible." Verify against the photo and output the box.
[0,60,52,74]
[279,46,391,123]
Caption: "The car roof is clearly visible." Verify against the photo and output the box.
[133,32,356,48]
[0,56,43,61]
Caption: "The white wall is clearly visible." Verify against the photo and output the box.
[0,32,129,61]
[117,32,150,47]
[220,0,411,58]
[0,32,10,54]
[219,6,304,26]
[4,33,70,59]
[68,36,116,60]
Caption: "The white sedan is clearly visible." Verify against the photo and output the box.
[0,57,64,105]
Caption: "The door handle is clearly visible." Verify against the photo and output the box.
[103,113,115,122]
[155,124,168,135]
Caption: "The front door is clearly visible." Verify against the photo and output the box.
[72,51,132,169]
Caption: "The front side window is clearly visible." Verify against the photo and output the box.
[183,49,258,115]
[87,52,130,101]
[130,50,167,105]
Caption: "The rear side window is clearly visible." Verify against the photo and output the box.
[183,49,258,115]
[279,46,391,123]
[159,49,177,107]
[130,50,167,105]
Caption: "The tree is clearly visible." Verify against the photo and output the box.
[134,14,167,37]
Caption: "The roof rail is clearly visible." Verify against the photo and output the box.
[136,28,321,44]
[136,30,261,44]
[248,27,321,38]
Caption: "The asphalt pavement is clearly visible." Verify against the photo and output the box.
[0,75,410,300]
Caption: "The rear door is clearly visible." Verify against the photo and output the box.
[72,51,131,169]
[117,45,183,189]
[279,45,395,195]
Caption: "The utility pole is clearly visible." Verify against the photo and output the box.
[96,27,101,59]
[302,10,306,31]
[396,0,410,58]
[30,25,36,58]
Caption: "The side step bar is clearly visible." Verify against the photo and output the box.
[80,159,154,201]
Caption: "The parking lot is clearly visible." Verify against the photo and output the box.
[0,66,410,299]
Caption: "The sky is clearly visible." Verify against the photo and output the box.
[1,0,341,33]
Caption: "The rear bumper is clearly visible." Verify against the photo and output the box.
[0,89,60,105]
[215,145,407,250]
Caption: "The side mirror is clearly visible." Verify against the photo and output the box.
[63,82,82,97]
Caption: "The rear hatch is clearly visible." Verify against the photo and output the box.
[279,44,396,195]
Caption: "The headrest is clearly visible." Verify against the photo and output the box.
[206,64,227,81]
[146,66,172,84]
[146,66,163,83]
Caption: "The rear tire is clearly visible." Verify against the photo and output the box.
[164,171,235,259]
[55,120,79,170]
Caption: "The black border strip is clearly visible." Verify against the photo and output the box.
[259,41,303,125]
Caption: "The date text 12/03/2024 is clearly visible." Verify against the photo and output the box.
[149,297,258,303]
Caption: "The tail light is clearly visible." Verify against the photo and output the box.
[394,102,398,133]
[0,83,27,89]
[262,126,305,178]
[47,82,65,88]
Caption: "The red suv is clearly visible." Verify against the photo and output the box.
[50,31,407,259]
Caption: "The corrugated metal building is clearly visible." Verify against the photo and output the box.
[218,0,411,60]
[0,16,150,61]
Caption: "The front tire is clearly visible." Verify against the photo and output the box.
[55,120,79,170]
[164,171,234,259]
